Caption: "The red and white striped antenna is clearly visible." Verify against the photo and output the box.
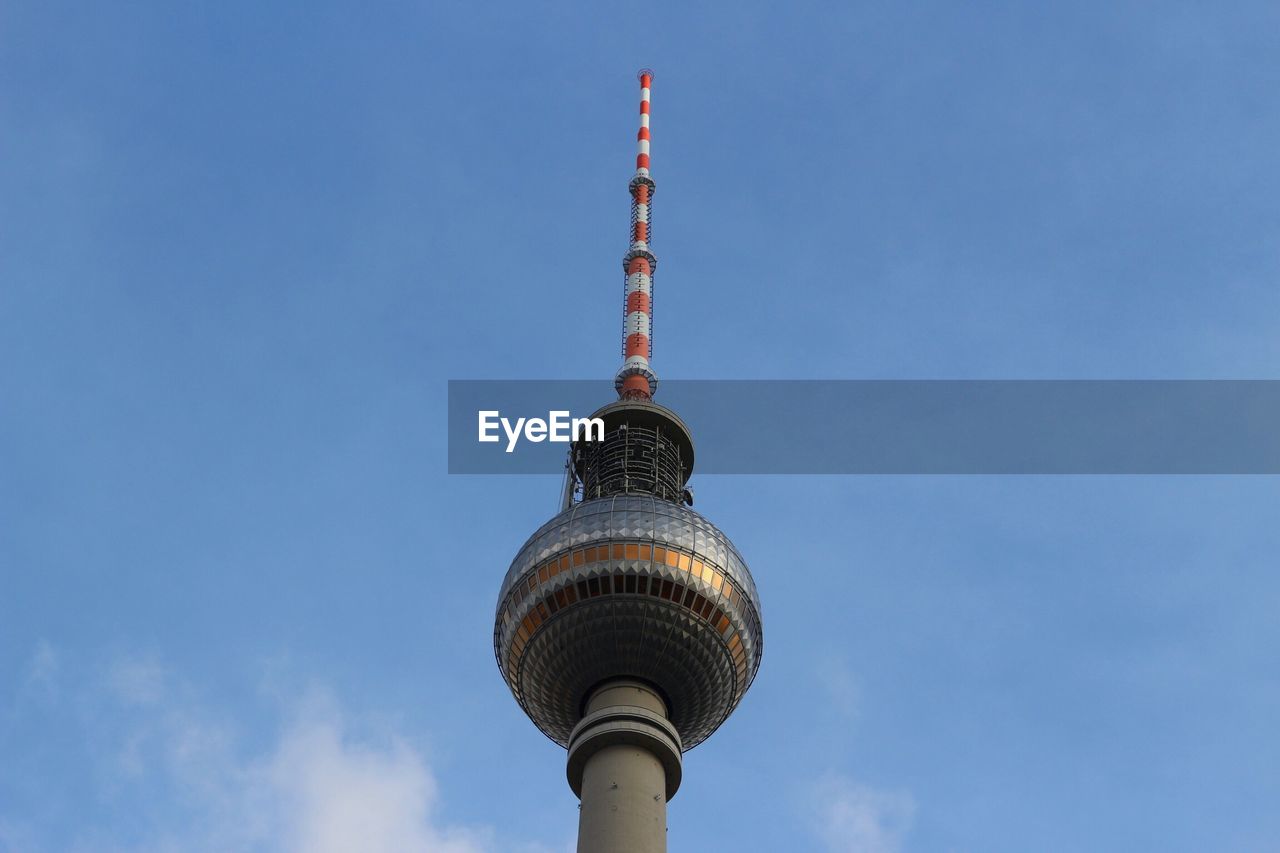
[615,69,658,401]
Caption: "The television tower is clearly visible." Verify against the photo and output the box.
[493,71,763,853]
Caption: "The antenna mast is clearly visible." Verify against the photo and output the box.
[615,70,658,401]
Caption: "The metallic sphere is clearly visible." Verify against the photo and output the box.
[494,494,763,750]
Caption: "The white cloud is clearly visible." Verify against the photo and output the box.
[251,701,488,853]
[812,773,916,853]
[139,686,495,853]
[8,654,537,853]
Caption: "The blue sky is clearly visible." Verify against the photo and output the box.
[3,1,1280,851]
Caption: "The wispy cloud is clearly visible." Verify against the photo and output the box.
[18,639,61,702]
[105,655,166,706]
[5,652,546,853]
[125,675,494,853]
[811,773,916,853]
[250,700,489,853]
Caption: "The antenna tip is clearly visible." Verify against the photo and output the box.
[637,68,655,82]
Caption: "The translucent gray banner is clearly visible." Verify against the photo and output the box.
[447,380,1280,474]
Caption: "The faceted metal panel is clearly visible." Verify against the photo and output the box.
[499,495,760,606]
[495,495,763,750]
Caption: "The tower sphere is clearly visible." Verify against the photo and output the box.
[494,488,763,749]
